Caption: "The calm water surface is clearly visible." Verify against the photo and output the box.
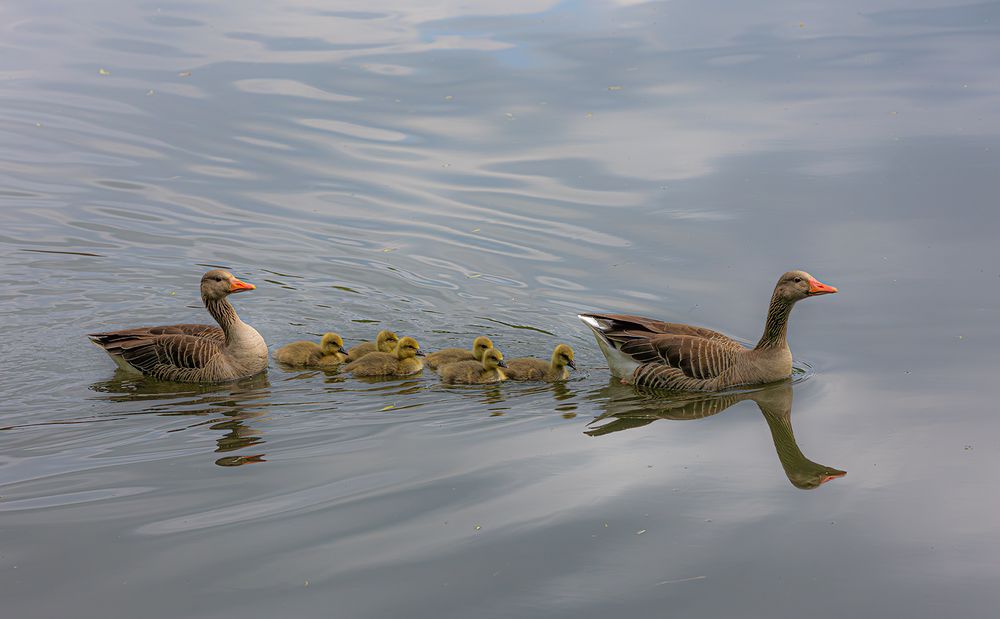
[2,1,999,617]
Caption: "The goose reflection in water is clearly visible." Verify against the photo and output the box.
[89,372,271,467]
[586,379,845,489]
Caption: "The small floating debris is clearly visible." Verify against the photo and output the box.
[98,68,111,76]
[178,71,192,78]
[636,529,646,535]
[656,576,706,586]
[607,85,622,91]
[474,524,481,531]
[379,404,396,412]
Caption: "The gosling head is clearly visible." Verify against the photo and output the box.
[395,336,424,359]
[551,343,576,370]
[482,347,507,370]
[320,333,347,356]
[774,270,837,304]
[472,336,494,360]
[200,269,255,301]
[376,330,400,352]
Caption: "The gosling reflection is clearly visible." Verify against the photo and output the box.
[90,371,271,467]
[587,380,846,489]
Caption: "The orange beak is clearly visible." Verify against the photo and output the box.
[807,277,838,296]
[819,470,847,485]
[229,278,256,293]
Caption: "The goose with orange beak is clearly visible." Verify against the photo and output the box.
[88,269,268,382]
[579,270,838,392]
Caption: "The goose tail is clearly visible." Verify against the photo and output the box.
[577,313,640,379]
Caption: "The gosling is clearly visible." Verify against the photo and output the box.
[439,347,508,384]
[275,333,349,368]
[426,335,494,370]
[504,344,576,381]
[343,336,424,377]
[347,329,399,360]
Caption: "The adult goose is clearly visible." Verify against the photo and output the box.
[579,270,837,392]
[88,270,268,383]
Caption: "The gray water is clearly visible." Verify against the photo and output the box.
[2,1,999,617]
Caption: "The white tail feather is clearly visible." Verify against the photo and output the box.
[578,314,640,379]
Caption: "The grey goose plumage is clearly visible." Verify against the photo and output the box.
[88,270,268,383]
[579,270,837,392]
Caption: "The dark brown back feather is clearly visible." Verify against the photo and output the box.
[117,333,223,377]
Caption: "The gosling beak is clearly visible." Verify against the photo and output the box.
[498,360,508,368]
[229,278,256,293]
[415,350,426,357]
[807,277,837,296]
[568,360,577,370]
[338,347,348,355]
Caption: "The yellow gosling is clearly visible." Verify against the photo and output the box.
[427,335,494,370]
[343,336,424,377]
[315,333,350,368]
[347,329,398,360]
[275,332,349,367]
[439,347,508,384]
[504,344,576,381]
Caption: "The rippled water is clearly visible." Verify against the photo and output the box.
[2,1,999,617]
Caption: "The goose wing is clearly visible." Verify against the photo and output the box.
[584,313,744,349]
[89,323,223,348]
[616,333,743,380]
[104,333,225,380]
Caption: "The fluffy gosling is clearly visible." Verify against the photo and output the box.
[275,333,349,368]
[426,335,494,370]
[347,329,399,360]
[439,347,508,384]
[504,344,576,381]
[343,336,424,377]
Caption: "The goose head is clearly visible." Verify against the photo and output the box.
[376,330,400,353]
[550,343,576,370]
[320,333,347,356]
[395,336,424,359]
[200,269,255,301]
[472,336,494,360]
[774,270,837,303]
[482,347,507,370]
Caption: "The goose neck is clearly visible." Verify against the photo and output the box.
[754,293,794,351]
[204,295,241,341]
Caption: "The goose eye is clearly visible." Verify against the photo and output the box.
[793,277,802,283]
